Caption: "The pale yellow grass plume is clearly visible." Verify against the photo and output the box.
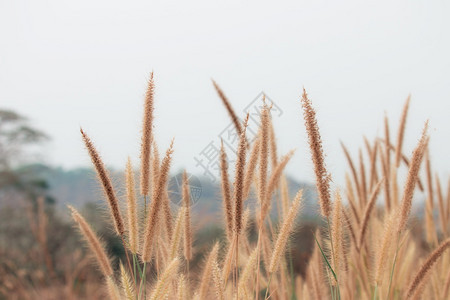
[220,140,233,241]
[177,275,187,300]
[140,72,155,196]
[384,113,391,170]
[80,128,125,236]
[238,247,258,294]
[142,140,174,262]
[358,179,384,249]
[331,191,344,283]
[301,88,331,218]
[269,190,303,273]
[106,277,120,300]
[405,238,450,298]
[395,95,410,167]
[169,207,186,261]
[161,189,173,240]
[341,142,360,203]
[425,149,437,245]
[119,262,134,300]
[182,171,193,261]
[243,135,260,200]
[212,259,225,300]
[397,123,428,233]
[149,258,180,300]
[259,104,270,215]
[234,114,248,236]
[379,142,392,211]
[212,79,242,135]
[151,140,160,198]
[197,243,219,299]
[69,206,113,277]
[359,149,368,205]
[269,116,278,168]
[125,158,138,254]
[262,150,295,221]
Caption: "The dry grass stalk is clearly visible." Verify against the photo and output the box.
[177,275,187,300]
[182,171,193,261]
[359,149,368,205]
[341,142,361,205]
[405,238,450,298]
[212,260,225,300]
[69,206,113,277]
[238,247,258,294]
[384,114,391,173]
[395,96,410,167]
[398,123,428,233]
[106,277,120,300]
[220,140,233,241]
[142,140,174,262]
[80,129,125,236]
[269,116,278,168]
[269,190,303,273]
[125,158,138,254]
[379,142,392,211]
[212,80,242,135]
[140,72,155,196]
[301,88,331,218]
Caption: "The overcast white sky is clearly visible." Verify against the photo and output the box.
[1,0,449,185]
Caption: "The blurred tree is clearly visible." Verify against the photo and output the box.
[0,109,50,200]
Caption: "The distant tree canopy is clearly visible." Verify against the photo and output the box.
[0,109,50,201]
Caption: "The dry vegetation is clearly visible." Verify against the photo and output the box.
[3,75,449,300]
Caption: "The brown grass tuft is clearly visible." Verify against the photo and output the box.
[140,72,155,196]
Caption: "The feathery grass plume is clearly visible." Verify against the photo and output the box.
[177,275,187,300]
[359,149,367,205]
[424,150,437,245]
[341,142,361,204]
[140,72,155,196]
[266,150,295,200]
[358,179,383,249]
[106,277,120,300]
[384,113,391,168]
[161,189,173,240]
[269,190,303,273]
[149,258,180,300]
[435,175,448,236]
[301,88,331,218]
[331,191,343,283]
[405,238,450,298]
[397,123,429,233]
[182,171,193,261]
[169,207,186,261]
[198,243,219,299]
[259,103,270,217]
[80,129,125,236]
[269,116,278,168]
[212,79,242,135]
[119,262,134,300]
[261,150,295,221]
[220,140,233,241]
[142,140,174,262]
[233,114,248,235]
[151,140,160,198]
[342,208,357,247]
[395,95,410,167]
[243,135,260,200]
[125,158,138,254]
[280,175,290,217]
[69,206,113,277]
[345,174,361,224]
[367,139,379,191]
[238,247,258,293]
[212,260,225,300]
[221,238,235,282]
[374,211,396,285]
